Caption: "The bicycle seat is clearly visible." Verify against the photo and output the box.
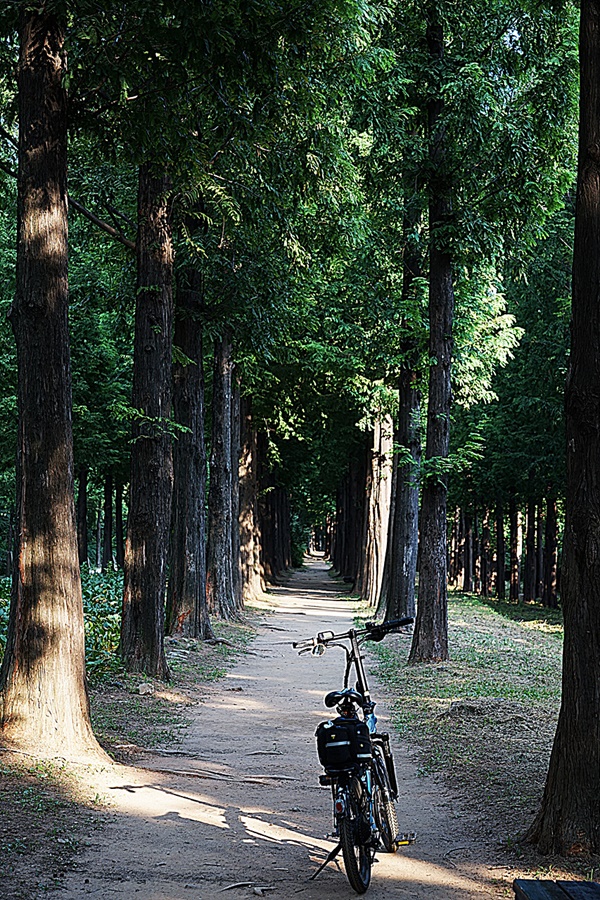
[324,689,364,708]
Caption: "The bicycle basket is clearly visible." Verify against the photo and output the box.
[315,717,372,773]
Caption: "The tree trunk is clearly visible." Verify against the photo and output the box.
[239,397,263,603]
[120,163,173,679]
[463,511,473,592]
[536,504,544,600]
[542,496,558,609]
[95,507,102,571]
[509,493,520,602]
[481,511,491,598]
[381,369,420,621]
[115,480,125,570]
[409,9,453,663]
[76,465,88,566]
[495,501,505,599]
[206,332,237,619]
[523,497,536,603]
[101,471,113,572]
[165,263,212,639]
[527,0,600,852]
[231,375,242,611]
[361,418,393,607]
[0,8,103,760]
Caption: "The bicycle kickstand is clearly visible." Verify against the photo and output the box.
[308,842,342,881]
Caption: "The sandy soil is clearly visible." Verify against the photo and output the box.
[56,559,509,899]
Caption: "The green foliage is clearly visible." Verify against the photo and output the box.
[80,567,123,681]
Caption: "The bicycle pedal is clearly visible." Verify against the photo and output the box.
[396,832,417,845]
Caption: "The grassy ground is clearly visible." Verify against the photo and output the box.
[0,569,256,898]
[368,589,599,882]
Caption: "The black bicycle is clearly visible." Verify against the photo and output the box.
[293,618,416,894]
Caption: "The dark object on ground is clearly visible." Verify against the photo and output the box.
[513,879,600,899]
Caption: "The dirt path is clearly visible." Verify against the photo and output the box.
[58,559,507,899]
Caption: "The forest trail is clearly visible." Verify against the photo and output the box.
[59,559,506,899]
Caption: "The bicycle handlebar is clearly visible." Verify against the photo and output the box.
[292,617,413,650]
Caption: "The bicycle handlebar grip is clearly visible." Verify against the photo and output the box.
[292,637,316,650]
[385,617,414,630]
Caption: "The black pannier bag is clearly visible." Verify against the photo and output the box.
[315,716,372,772]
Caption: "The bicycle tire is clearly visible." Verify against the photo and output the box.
[372,754,400,853]
[339,776,372,894]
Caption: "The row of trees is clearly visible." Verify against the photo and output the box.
[0,0,598,857]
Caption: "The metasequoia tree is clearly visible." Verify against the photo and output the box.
[409,6,453,663]
[527,0,600,853]
[0,5,104,760]
[120,163,173,678]
[165,261,212,638]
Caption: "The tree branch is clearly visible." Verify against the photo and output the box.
[68,196,136,251]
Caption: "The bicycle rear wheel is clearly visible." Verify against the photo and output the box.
[339,776,372,894]
[372,754,400,853]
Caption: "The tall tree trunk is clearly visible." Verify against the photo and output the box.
[239,397,263,603]
[206,332,237,619]
[0,8,102,760]
[409,9,453,663]
[231,375,242,611]
[115,479,125,570]
[542,495,558,610]
[101,471,113,572]
[536,504,544,600]
[120,164,173,679]
[95,507,102,571]
[463,511,473,592]
[481,511,491,598]
[509,493,520,602]
[76,465,88,566]
[495,501,505,599]
[380,371,421,621]
[165,264,211,639]
[523,497,536,603]
[527,0,600,851]
[361,418,392,607]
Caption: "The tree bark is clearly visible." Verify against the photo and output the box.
[101,471,113,572]
[409,9,453,663]
[361,418,392,607]
[239,397,264,602]
[206,332,237,619]
[380,371,420,621]
[536,504,544,600]
[115,479,125,570]
[462,511,473,593]
[165,264,212,639]
[523,497,536,603]
[231,375,242,611]
[542,495,558,609]
[481,510,491,597]
[76,465,88,566]
[509,493,520,602]
[0,8,103,760]
[495,501,505,599]
[120,163,173,678]
[527,0,600,852]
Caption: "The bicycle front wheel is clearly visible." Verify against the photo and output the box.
[339,776,372,894]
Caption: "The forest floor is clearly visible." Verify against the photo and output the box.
[2,557,599,899]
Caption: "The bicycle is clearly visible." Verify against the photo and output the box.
[293,617,416,894]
